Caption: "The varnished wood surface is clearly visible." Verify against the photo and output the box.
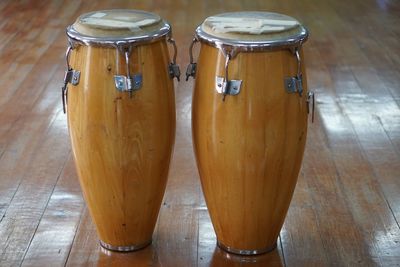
[0,0,399,266]
[192,45,308,252]
[68,42,175,248]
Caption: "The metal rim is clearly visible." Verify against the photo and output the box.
[217,240,277,255]
[99,239,152,252]
[195,24,309,53]
[66,22,171,47]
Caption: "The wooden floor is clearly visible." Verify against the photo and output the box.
[0,0,399,266]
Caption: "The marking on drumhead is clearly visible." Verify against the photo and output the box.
[207,17,298,26]
[90,12,106,18]
[115,16,133,21]
[206,16,298,34]
[80,18,158,29]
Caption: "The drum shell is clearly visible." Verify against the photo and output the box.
[67,40,176,247]
[192,44,308,251]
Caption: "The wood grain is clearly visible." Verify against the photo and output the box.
[67,41,176,248]
[192,44,309,252]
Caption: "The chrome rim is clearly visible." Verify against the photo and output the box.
[99,239,152,252]
[66,24,171,47]
[195,25,308,54]
[217,240,277,255]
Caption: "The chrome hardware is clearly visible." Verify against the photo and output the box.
[167,37,181,81]
[64,69,80,86]
[194,21,309,54]
[217,45,239,60]
[307,91,315,123]
[216,54,242,101]
[66,10,172,48]
[215,77,242,96]
[169,63,181,81]
[186,38,198,80]
[186,63,197,81]
[114,74,142,91]
[114,48,142,95]
[284,76,303,94]
[61,45,80,114]
[284,48,303,96]
[100,239,152,252]
[217,240,277,255]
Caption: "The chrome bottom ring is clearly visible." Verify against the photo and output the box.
[99,239,152,252]
[217,240,277,255]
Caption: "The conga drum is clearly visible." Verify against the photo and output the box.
[187,12,313,255]
[62,10,179,251]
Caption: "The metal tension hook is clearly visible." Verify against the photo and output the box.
[284,47,303,96]
[185,38,198,81]
[167,36,181,81]
[61,44,80,114]
[307,91,315,123]
[215,50,242,101]
[114,46,142,96]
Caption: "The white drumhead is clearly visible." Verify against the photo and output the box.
[71,9,167,38]
[200,11,304,43]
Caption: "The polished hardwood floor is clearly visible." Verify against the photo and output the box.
[0,0,399,266]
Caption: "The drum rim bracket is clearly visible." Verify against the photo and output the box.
[215,53,242,101]
[186,38,199,81]
[284,47,303,96]
[215,77,242,96]
[61,44,81,114]
[167,36,181,81]
[114,47,142,95]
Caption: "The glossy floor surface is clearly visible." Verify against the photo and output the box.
[0,0,399,266]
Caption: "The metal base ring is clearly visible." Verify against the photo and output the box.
[217,240,277,255]
[100,239,152,252]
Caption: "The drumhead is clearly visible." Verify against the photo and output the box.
[66,9,171,46]
[196,11,308,50]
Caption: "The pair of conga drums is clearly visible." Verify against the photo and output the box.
[63,9,312,255]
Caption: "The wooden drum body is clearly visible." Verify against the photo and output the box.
[63,10,178,251]
[189,12,311,255]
